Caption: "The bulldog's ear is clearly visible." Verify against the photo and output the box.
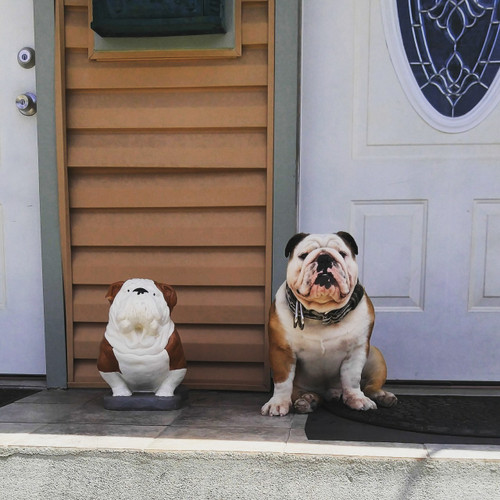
[154,282,178,310]
[285,232,309,258]
[105,281,125,304]
[336,231,358,256]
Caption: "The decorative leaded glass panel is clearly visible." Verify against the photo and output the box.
[397,0,500,118]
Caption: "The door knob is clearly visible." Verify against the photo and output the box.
[17,47,35,69]
[16,92,37,116]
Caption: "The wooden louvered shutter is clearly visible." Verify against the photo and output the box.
[56,0,274,391]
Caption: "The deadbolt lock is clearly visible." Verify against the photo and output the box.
[17,47,35,69]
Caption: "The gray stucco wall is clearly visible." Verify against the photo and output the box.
[1,448,499,500]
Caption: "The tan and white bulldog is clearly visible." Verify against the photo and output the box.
[261,232,397,416]
[97,278,187,397]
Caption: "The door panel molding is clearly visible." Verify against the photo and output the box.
[351,200,428,312]
[469,200,500,311]
[0,205,5,308]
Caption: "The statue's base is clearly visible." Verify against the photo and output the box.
[103,385,188,411]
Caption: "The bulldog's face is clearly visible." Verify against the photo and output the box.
[105,278,177,346]
[285,232,359,312]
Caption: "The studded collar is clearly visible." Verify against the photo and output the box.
[285,282,365,330]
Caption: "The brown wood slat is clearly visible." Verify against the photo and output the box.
[66,3,268,49]
[72,360,103,386]
[73,323,103,359]
[59,0,274,391]
[71,360,266,390]
[73,286,266,324]
[66,48,268,90]
[181,324,264,362]
[67,88,267,130]
[242,2,268,46]
[70,208,266,247]
[72,247,265,286]
[67,130,267,169]
[184,362,266,390]
[69,170,266,208]
[73,323,264,363]
[64,6,87,49]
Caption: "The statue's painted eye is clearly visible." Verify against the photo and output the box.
[299,252,308,260]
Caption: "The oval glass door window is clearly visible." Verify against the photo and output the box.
[382,0,500,132]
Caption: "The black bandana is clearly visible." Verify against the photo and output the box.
[285,282,365,330]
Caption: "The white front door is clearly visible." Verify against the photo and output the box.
[0,0,45,375]
[300,0,500,381]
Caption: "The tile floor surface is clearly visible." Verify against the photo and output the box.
[0,386,499,461]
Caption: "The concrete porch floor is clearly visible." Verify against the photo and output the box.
[0,385,499,499]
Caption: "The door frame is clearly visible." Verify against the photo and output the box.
[29,0,299,388]
[272,0,301,295]
[33,0,66,388]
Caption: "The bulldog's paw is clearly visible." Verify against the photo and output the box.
[111,387,132,397]
[261,397,292,417]
[343,390,377,411]
[293,392,320,414]
[155,389,174,398]
[372,390,398,408]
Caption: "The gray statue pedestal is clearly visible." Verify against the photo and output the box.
[103,385,188,411]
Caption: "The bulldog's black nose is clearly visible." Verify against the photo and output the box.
[133,287,149,295]
[316,254,334,273]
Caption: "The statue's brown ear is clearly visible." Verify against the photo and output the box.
[154,282,178,310]
[105,281,125,304]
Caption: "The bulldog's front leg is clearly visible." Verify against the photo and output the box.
[155,368,187,397]
[340,346,377,411]
[261,305,297,416]
[99,372,132,397]
[261,368,296,416]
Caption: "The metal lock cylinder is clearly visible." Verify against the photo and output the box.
[17,47,35,69]
[16,92,37,116]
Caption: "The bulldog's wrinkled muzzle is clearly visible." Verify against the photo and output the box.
[313,254,338,289]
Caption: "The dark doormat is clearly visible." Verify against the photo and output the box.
[0,388,41,409]
[305,395,500,445]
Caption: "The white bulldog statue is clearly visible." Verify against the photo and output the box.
[97,278,187,398]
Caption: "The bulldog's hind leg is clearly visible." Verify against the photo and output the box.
[292,388,322,414]
[324,387,343,401]
[361,346,397,408]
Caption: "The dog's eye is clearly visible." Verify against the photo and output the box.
[339,251,347,258]
[299,252,309,260]
[153,293,156,296]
